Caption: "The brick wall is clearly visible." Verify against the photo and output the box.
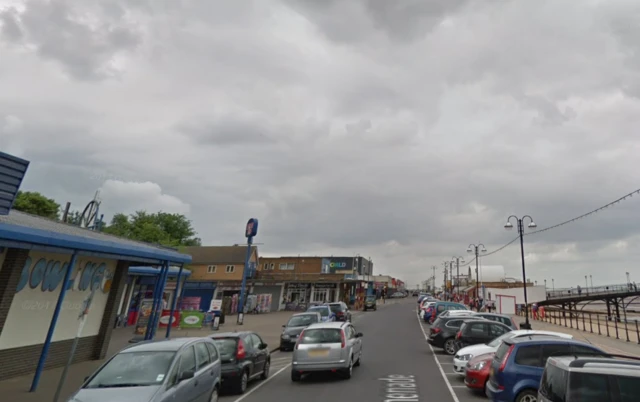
[0,248,129,380]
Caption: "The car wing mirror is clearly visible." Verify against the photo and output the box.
[259,343,268,350]
[355,332,363,338]
[178,370,195,382]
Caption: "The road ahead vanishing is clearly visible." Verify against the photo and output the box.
[221,298,486,402]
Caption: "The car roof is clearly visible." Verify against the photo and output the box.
[210,331,255,338]
[548,356,640,376]
[308,305,329,309]
[476,313,511,319]
[121,337,206,353]
[292,312,319,317]
[306,321,347,330]
[506,336,591,346]
[511,330,573,339]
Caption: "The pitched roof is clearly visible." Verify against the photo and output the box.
[0,209,191,263]
[182,245,258,264]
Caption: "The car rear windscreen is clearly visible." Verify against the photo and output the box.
[539,364,567,402]
[308,307,329,317]
[328,304,343,312]
[212,338,237,355]
[299,328,342,344]
[494,342,512,362]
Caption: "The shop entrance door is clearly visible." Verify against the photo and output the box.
[288,290,306,303]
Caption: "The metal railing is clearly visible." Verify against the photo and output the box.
[546,283,639,300]
[519,308,640,344]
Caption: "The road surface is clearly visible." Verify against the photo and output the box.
[221,298,486,402]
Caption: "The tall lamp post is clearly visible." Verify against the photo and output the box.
[452,256,464,298]
[505,215,537,329]
[467,244,486,311]
[449,260,455,300]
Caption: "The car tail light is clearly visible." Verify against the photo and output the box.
[295,330,304,350]
[499,344,515,372]
[456,331,462,340]
[236,339,246,359]
[341,330,346,348]
[431,327,441,334]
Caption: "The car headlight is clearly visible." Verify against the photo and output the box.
[281,334,290,339]
[471,361,486,371]
[458,354,472,361]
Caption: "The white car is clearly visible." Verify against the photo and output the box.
[452,330,574,376]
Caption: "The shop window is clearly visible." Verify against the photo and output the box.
[279,263,295,270]
[207,265,216,273]
[226,265,235,273]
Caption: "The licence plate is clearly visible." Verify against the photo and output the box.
[308,349,329,357]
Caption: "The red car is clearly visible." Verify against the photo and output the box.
[464,352,494,393]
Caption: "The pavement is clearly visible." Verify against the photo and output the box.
[510,315,640,358]
[0,299,405,402]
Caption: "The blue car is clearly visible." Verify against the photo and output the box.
[486,336,608,402]
[306,305,336,322]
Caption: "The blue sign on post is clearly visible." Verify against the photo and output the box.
[0,151,30,216]
[238,218,258,325]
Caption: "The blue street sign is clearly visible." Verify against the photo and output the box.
[245,218,258,238]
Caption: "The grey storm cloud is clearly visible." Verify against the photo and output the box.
[1,0,639,288]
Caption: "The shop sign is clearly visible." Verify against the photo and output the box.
[321,257,354,274]
[16,256,113,294]
[181,311,204,328]
[344,274,356,280]
[313,283,337,289]
[287,282,311,289]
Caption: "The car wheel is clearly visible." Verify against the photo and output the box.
[209,386,219,402]
[291,370,301,382]
[354,350,361,367]
[443,339,457,355]
[515,389,537,402]
[235,370,248,394]
[260,359,270,380]
[342,356,353,379]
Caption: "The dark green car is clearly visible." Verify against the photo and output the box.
[363,295,377,311]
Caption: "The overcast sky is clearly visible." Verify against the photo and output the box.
[1,0,639,289]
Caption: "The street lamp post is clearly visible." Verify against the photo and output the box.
[449,261,454,300]
[467,244,486,311]
[552,278,555,291]
[452,256,465,299]
[505,215,537,330]
[589,275,593,289]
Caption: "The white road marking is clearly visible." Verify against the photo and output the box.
[416,314,461,402]
[451,385,467,388]
[229,364,291,402]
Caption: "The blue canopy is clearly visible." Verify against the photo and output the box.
[128,265,191,278]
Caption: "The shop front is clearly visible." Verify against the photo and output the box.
[311,282,339,303]
[212,281,243,315]
[181,281,217,312]
[284,282,311,311]
[251,282,283,312]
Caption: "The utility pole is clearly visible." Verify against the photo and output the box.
[442,262,449,295]
[467,244,486,311]
[451,256,464,298]
[432,266,436,293]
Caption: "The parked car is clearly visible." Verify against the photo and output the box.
[464,352,495,394]
[69,337,221,402]
[427,316,479,355]
[453,330,574,376]
[440,310,476,318]
[210,331,270,394]
[486,336,608,402]
[455,319,512,352]
[420,301,437,321]
[327,302,352,321]
[429,302,468,323]
[474,312,519,330]
[306,305,336,322]
[539,355,640,402]
[391,292,406,298]
[412,291,420,296]
[363,295,377,311]
[291,321,363,381]
[280,312,321,351]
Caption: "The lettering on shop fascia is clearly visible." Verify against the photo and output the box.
[378,375,418,402]
[16,256,114,294]
[329,262,347,268]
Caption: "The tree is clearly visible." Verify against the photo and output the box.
[12,191,60,219]
[103,211,201,247]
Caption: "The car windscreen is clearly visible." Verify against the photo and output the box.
[308,307,329,317]
[288,315,318,327]
[539,363,567,402]
[85,351,175,388]
[487,331,516,347]
[365,296,376,302]
[494,342,512,362]
[299,328,342,344]
[211,338,238,355]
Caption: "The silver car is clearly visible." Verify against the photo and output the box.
[291,321,363,381]
[68,337,221,402]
